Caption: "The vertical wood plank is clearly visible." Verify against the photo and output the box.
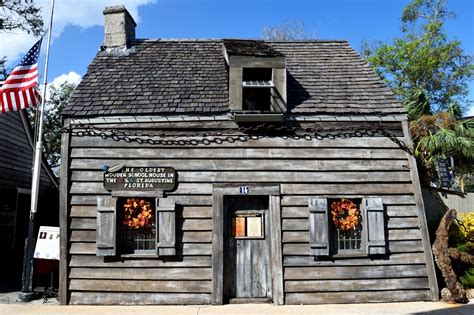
[270,194,284,305]
[308,198,329,256]
[211,188,224,305]
[365,197,386,255]
[402,120,439,301]
[59,118,70,305]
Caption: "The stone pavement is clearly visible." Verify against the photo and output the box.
[1,294,474,315]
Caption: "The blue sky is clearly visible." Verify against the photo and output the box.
[3,0,474,114]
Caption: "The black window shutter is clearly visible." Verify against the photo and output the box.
[96,196,117,256]
[365,197,386,255]
[156,197,176,256]
[308,198,329,256]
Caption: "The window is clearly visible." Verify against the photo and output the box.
[119,197,156,255]
[223,39,287,116]
[96,196,176,257]
[309,197,386,257]
[242,68,273,111]
[328,198,365,256]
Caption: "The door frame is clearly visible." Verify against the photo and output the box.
[211,184,283,305]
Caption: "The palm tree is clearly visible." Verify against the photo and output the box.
[410,112,474,190]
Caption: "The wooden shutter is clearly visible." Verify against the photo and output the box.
[96,196,117,256]
[308,198,329,256]
[365,197,386,255]
[156,197,176,256]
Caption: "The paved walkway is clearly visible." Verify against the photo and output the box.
[0,295,473,315]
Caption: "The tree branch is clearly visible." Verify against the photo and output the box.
[432,209,469,303]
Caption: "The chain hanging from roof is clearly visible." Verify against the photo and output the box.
[61,122,413,155]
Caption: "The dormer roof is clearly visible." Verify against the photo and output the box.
[223,39,284,57]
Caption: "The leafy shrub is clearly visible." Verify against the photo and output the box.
[448,212,474,289]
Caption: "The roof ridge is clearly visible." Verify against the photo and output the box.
[268,39,348,43]
[133,38,349,43]
[135,38,223,42]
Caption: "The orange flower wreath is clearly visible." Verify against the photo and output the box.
[330,199,359,232]
[122,198,153,229]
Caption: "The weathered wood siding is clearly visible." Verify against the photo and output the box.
[0,111,53,191]
[64,120,434,304]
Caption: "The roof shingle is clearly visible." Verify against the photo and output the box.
[62,39,405,117]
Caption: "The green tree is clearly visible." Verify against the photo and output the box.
[363,0,473,117]
[410,113,473,185]
[1,0,44,81]
[0,0,44,36]
[30,82,77,171]
[363,0,473,190]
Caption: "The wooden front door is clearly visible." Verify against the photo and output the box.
[224,195,271,302]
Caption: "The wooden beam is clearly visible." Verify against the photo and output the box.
[270,194,284,305]
[69,255,211,268]
[282,195,416,206]
[285,278,429,292]
[211,188,224,305]
[59,118,70,305]
[402,120,439,301]
[228,55,286,68]
[70,158,410,172]
[69,267,211,280]
[281,183,414,195]
[285,290,431,304]
[284,264,428,280]
[70,136,402,149]
[69,292,211,305]
[70,147,408,160]
[69,279,211,292]
[283,252,427,266]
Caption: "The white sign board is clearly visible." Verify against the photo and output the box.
[34,226,60,260]
[246,217,262,237]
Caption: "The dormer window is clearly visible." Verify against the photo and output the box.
[242,68,273,111]
[223,39,286,122]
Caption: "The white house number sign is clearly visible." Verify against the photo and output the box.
[240,186,249,194]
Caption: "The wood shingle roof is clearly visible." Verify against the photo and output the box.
[62,39,405,117]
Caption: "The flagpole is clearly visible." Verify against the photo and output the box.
[19,0,55,302]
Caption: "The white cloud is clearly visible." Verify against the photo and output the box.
[47,0,155,36]
[51,71,82,88]
[40,71,82,102]
[466,105,474,117]
[1,0,155,67]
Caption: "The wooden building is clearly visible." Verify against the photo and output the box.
[0,110,58,289]
[59,5,439,305]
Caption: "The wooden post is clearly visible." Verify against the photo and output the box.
[270,194,284,305]
[402,120,439,301]
[59,117,70,305]
[211,188,224,305]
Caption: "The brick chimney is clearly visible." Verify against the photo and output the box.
[103,5,137,49]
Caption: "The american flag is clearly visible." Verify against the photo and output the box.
[0,39,42,113]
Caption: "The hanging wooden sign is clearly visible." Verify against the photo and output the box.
[103,166,176,191]
[436,157,451,188]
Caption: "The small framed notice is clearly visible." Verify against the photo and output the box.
[231,212,264,239]
[246,217,262,237]
[34,226,60,260]
[232,217,246,237]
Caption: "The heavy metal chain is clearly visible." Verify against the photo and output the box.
[62,122,413,153]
